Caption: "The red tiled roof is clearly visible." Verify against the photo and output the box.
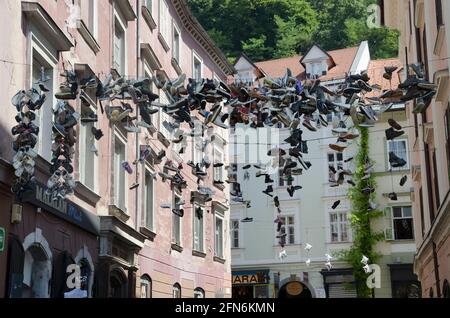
[367,58,402,96]
[254,46,359,81]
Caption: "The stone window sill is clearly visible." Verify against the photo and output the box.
[213,256,226,264]
[192,250,206,258]
[171,243,183,253]
[142,6,156,30]
[158,33,170,52]
[140,226,156,241]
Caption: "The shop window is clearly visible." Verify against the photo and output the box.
[23,244,52,298]
[110,270,127,298]
[140,275,152,298]
[173,283,181,298]
[194,287,205,298]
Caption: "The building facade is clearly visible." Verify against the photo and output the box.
[230,43,420,298]
[382,0,450,298]
[0,0,233,298]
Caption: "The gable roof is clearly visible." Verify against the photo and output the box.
[254,46,359,81]
[234,53,267,79]
[299,44,335,69]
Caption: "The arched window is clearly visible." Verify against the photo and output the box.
[173,283,181,298]
[140,275,152,298]
[443,280,450,298]
[194,287,205,298]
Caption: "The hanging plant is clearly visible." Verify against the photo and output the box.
[337,126,385,298]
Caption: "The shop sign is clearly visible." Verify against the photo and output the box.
[0,227,5,252]
[286,281,303,296]
[232,270,270,285]
[22,183,99,235]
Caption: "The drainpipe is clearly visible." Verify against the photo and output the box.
[135,0,141,231]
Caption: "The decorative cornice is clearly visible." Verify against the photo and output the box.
[171,0,235,76]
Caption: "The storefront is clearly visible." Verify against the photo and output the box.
[232,270,271,298]
[321,268,357,298]
[1,179,99,298]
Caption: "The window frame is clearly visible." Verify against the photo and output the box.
[214,212,224,259]
[172,189,183,246]
[231,220,240,249]
[192,50,203,81]
[159,0,170,45]
[278,215,296,245]
[213,146,224,182]
[172,22,181,64]
[30,36,57,163]
[194,287,205,298]
[193,204,205,252]
[113,130,128,212]
[79,106,98,192]
[144,165,155,231]
[392,206,414,240]
[113,11,127,75]
[173,283,181,298]
[140,275,152,298]
[387,139,410,171]
[329,211,350,243]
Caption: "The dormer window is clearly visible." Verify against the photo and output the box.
[308,61,327,79]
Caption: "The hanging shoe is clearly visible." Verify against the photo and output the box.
[388,192,398,201]
[262,185,274,197]
[385,127,405,140]
[121,161,133,174]
[332,200,341,210]
[387,118,402,131]
[400,175,408,186]
[389,152,407,168]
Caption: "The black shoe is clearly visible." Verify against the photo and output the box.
[263,185,274,197]
[347,180,356,186]
[91,127,104,141]
[400,175,407,186]
[274,196,280,208]
[172,209,184,217]
[344,157,354,163]
[385,127,405,140]
[329,166,337,174]
[265,175,274,184]
[241,217,253,223]
[332,200,341,210]
[388,192,398,201]
[157,150,166,161]
[242,164,251,170]
[389,152,407,168]
[388,118,402,130]
[287,185,302,197]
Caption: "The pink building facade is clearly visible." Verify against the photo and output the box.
[0,0,233,298]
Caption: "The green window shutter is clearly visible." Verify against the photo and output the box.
[384,207,394,240]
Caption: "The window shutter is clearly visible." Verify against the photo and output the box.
[384,207,394,240]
